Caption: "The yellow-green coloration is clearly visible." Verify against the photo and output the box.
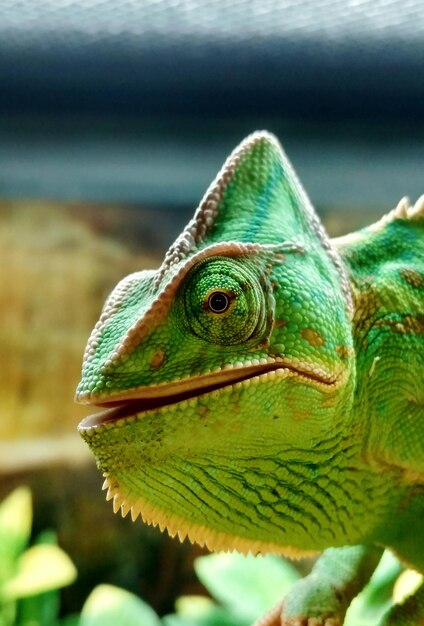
[76,132,424,625]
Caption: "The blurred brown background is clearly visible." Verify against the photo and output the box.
[1,0,424,617]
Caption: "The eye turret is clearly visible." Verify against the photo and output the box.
[183,257,269,346]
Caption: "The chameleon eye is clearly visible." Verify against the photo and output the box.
[207,291,230,314]
[184,256,269,346]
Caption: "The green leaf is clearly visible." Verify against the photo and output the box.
[2,544,77,600]
[59,615,80,626]
[0,487,32,572]
[34,529,57,546]
[194,553,300,621]
[80,584,162,626]
[165,610,244,626]
[175,595,245,626]
[163,615,197,626]
[175,596,217,617]
[393,569,423,603]
[16,588,60,626]
[345,551,403,626]
[166,596,246,626]
[0,598,17,626]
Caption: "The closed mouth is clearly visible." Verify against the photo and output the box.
[77,359,336,431]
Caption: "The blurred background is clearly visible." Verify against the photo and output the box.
[0,0,424,622]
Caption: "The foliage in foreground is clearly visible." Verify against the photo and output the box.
[0,487,422,626]
[0,487,77,626]
[80,551,420,626]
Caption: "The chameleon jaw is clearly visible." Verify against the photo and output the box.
[78,359,338,431]
[77,358,343,557]
[101,473,319,559]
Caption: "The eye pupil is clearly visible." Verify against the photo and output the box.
[208,292,230,313]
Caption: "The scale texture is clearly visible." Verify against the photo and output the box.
[77,132,424,625]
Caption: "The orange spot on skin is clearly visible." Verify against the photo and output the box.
[301,328,325,347]
[321,394,339,408]
[274,319,288,329]
[335,345,352,359]
[150,349,165,369]
[401,268,423,288]
[198,405,210,420]
[286,388,311,421]
[292,409,311,421]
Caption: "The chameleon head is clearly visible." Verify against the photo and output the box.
[76,132,356,556]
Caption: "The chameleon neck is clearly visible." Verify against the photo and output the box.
[336,217,423,484]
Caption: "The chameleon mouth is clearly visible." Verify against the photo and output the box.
[78,360,336,431]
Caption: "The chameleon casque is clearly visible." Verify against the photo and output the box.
[76,132,424,625]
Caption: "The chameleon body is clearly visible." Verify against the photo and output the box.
[76,132,424,625]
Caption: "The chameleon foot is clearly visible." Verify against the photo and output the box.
[252,600,341,626]
[279,575,346,626]
[253,545,383,626]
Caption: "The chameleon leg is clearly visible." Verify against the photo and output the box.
[379,582,424,625]
[254,544,384,626]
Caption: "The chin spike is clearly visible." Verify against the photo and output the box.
[112,494,124,514]
[130,502,141,522]
[121,501,131,518]
[105,487,117,501]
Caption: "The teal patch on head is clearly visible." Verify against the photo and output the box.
[77,131,354,401]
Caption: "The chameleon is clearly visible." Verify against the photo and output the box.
[76,131,424,625]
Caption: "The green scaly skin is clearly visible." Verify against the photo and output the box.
[76,132,424,625]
